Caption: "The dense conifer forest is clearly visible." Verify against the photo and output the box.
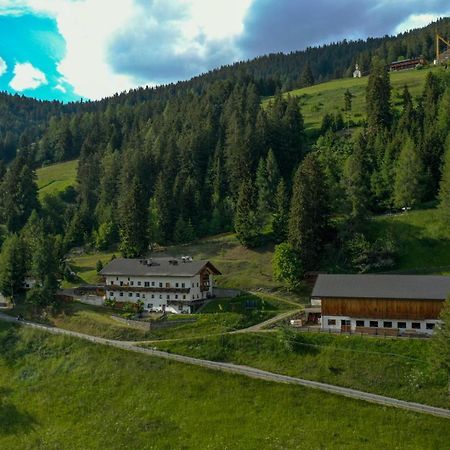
[0,18,450,300]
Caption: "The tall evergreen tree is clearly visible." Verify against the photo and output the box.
[234,179,260,248]
[118,177,148,257]
[0,234,27,297]
[299,62,314,87]
[393,136,423,208]
[438,136,450,224]
[272,178,289,243]
[288,154,330,270]
[366,57,392,131]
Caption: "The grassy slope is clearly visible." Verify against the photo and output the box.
[36,159,78,198]
[263,67,437,131]
[7,293,291,342]
[369,208,450,274]
[0,322,449,450]
[153,331,450,409]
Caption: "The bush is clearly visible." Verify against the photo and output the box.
[272,243,303,289]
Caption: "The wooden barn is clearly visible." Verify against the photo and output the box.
[389,57,425,71]
[311,274,450,335]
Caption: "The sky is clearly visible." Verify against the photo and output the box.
[0,0,449,102]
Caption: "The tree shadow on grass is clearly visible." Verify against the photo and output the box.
[0,388,38,435]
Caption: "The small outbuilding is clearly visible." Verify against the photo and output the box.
[311,274,450,335]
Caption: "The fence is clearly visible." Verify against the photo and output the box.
[296,326,431,339]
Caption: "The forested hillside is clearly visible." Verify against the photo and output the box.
[0,19,449,302]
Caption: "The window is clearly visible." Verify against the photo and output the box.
[175,295,178,299]
[127,277,130,281]
[138,281,141,286]
[356,320,364,327]
[175,282,179,288]
[369,321,378,328]
[109,292,114,297]
[147,303,153,309]
[412,322,421,330]
[151,281,155,287]
[159,295,162,299]
[183,295,186,300]
[144,281,149,287]
[192,295,195,300]
[426,323,435,330]
[159,282,163,288]
[341,320,350,326]
[167,295,170,300]
[128,293,133,297]
[151,294,155,299]
[116,277,118,281]
[166,283,170,288]
[142,294,145,299]
[398,322,406,329]
[192,282,195,288]
[182,282,185,288]
[197,282,199,287]
[120,281,123,286]
[120,292,123,297]
[131,281,134,286]
[136,293,140,298]
[327,319,336,326]
[110,281,114,285]
[383,321,392,328]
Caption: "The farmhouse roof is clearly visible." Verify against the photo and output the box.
[100,257,221,277]
[312,274,450,301]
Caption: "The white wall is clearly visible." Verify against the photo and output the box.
[321,315,440,335]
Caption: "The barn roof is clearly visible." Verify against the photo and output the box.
[100,257,221,277]
[312,274,450,301]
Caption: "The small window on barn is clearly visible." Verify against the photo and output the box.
[426,323,435,330]
[398,322,406,329]
[356,320,364,327]
[120,292,123,297]
[383,321,392,328]
[327,319,336,326]
[369,321,378,328]
[412,322,421,330]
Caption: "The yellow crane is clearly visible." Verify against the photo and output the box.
[436,33,450,62]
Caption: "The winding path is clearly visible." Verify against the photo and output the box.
[1,312,449,420]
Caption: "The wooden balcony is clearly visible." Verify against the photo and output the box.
[107,285,190,294]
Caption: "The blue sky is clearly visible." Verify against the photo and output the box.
[0,0,449,102]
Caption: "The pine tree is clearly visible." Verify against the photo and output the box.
[342,134,371,222]
[438,136,450,224]
[300,62,314,87]
[0,234,27,297]
[118,177,148,257]
[173,216,195,244]
[288,154,329,270]
[265,149,280,211]
[366,57,392,131]
[234,179,261,248]
[393,136,423,208]
[256,158,270,221]
[272,178,289,242]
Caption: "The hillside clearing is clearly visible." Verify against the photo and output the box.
[264,67,439,131]
[36,159,78,198]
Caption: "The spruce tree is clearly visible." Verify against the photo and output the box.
[366,57,392,131]
[272,178,289,243]
[118,177,148,257]
[288,154,329,270]
[438,136,450,224]
[256,158,270,221]
[265,149,280,210]
[300,62,314,87]
[0,234,27,297]
[234,179,261,248]
[393,136,423,209]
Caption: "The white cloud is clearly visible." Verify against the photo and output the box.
[395,13,447,33]
[0,56,7,76]
[9,62,47,91]
[0,0,253,99]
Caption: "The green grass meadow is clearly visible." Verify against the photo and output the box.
[153,330,450,409]
[263,67,439,131]
[0,322,449,449]
[36,159,78,198]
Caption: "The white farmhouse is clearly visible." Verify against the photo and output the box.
[100,257,221,314]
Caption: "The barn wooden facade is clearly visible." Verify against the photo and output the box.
[312,274,450,335]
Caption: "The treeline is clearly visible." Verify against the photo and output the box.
[2,17,450,165]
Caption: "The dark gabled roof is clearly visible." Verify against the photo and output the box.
[99,257,221,277]
[312,274,450,301]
